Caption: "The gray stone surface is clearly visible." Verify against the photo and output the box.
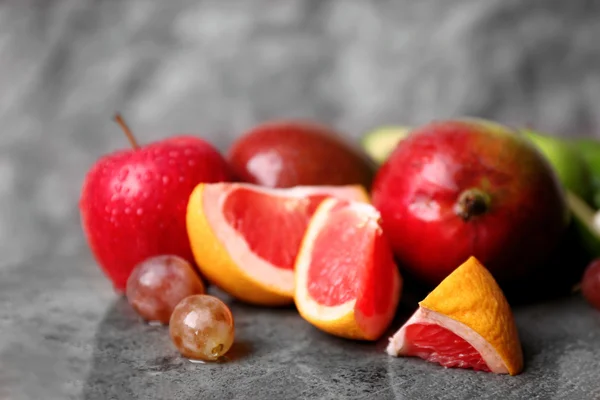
[2,0,600,399]
[1,252,600,400]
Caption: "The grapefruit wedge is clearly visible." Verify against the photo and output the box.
[186,182,369,306]
[294,198,402,341]
[386,256,524,375]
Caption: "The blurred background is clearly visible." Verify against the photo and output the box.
[1,0,600,269]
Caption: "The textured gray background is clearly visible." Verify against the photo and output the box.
[1,1,600,399]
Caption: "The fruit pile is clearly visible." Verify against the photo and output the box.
[79,115,600,374]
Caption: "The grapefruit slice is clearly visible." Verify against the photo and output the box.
[186,182,369,306]
[294,198,402,340]
[386,256,523,375]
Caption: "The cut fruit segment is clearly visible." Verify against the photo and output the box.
[186,182,370,306]
[294,198,402,340]
[403,322,491,372]
[387,256,523,375]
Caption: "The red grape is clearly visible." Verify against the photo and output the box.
[582,259,600,310]
[125,255,205,324]
[169,295,235,362]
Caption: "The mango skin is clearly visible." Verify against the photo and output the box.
[372,118,569,287]
[522,129,594,206]
[228,120,376,189]
[572,138,600,209]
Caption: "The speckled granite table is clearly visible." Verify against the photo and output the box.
[3,1,600,399]
[1,252,600,400]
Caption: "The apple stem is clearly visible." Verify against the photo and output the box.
[455,188,490,221]
[114,113,139,149]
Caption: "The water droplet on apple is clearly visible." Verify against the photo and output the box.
[124,207,131,215]
[169,150,179,158]
[178,176,185,183]
[118,168,129,180]
[162,176,170,185]
[104,205,111,213]
[143,172,152,182]
[184,149,193,156]
[188,160,196,167]
[157,204,164,210]
[111,209,119,215]
[110,193,119,202]
[136,208,144,216]
[168,159,176,166]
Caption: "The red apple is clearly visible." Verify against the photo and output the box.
[79,115,233,292]
[227,120,376,188]
[371,118,569,286]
